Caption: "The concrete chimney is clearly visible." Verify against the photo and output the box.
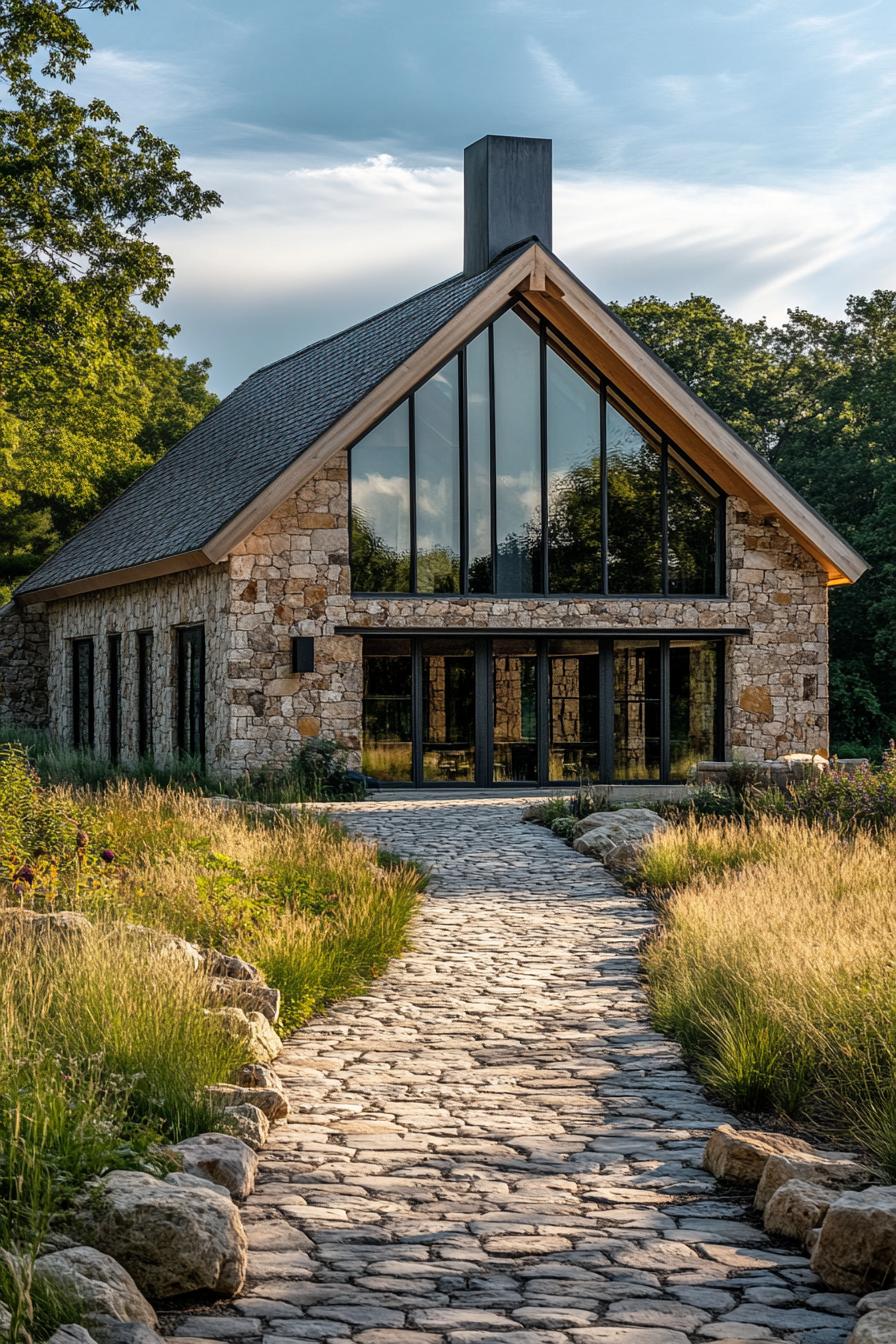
[463,134,552,276]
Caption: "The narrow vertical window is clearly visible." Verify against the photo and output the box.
[466,329,493,591]
[350,404,411,592]
[546,346,601,592]
[107,633,121,764]
[493,310,541,593]
[71,638,94,750]
[667,453,720,595]
[176,625,205,763]
[669,639,718,779]
[137,630,154,759]
[414,360,461,592]
[613,640,661,780]
[606,399,662,593]
[362,637,412,782]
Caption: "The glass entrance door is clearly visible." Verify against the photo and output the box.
[360,634,721,786]
[492,639,538,783]
[422,639,476,783]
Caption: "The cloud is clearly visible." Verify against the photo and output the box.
[81,48,221,125]
[526,38,590,110]
[149,151,896,392]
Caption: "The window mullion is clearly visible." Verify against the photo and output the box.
[459,350,469,596]
[539,320,549,596]
[488,324,497,592]
[408,396,417,594]
[661,441,669,595]
[600,383,608,595]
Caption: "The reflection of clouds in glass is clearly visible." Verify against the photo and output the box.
[352,474,408,511]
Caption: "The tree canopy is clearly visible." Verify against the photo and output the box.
[0,0,219,595]
[613,292,896,749]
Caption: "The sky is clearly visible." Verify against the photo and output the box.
[76,0,896,395]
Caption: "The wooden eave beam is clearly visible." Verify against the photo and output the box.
[15,550,212,605]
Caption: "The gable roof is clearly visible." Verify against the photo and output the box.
[17,241,867,601]
[16,243,534,601]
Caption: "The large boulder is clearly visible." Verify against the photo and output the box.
[206,1083,288,1122]
[756,1151,875,1210]
[169,1133,258,1201]
[71,1170,247,1299]
[762,1179,832,1243]
[0,907,91,943]
[216,1103,270,1150]
[122,925,203,972]
[206,1007,282,1063]
[571,808,667,870]
[703,1124,816,1184]
[32,1247,157,1326]
[209,978,280,1024]
[90,1324,167,1344]
[47,1328,97,1344]
[810,1186,896,1293]
[848,1309,896,1343]
[234,1062,283,1093]
[203,949,262,981]
[859,1291,896,1314]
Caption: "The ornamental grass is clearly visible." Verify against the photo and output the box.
[641,816,896,1175]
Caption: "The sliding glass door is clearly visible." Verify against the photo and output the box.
[361,634,722,786]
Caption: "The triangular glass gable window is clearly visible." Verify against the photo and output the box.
[350,306,723,596]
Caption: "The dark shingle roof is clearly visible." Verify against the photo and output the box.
[17,247,528,596]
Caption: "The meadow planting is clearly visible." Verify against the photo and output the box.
[0,743,423,1341]
[640,815,896,1177]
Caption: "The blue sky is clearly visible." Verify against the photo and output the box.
[77,0,896,393]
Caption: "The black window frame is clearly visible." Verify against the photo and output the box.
[71,637,95,750]
[107,632,121,764]
[137,629,154,760]
[176,624,206,764]
[349,302,726,599]
[360,632,726,787]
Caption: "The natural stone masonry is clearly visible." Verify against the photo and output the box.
[168,799,857,1344]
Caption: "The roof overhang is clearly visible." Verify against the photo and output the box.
[17,243,867,602]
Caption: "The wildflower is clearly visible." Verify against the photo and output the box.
[13,864,34,884]
[76,830,88,851]
[100,848,115,864]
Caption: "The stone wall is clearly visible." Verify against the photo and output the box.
[21,447,831,776]
[0,600,49,729]
[223,450,831,769]
[44,566,232,767]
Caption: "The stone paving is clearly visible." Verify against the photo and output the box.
[171,798,858,1344]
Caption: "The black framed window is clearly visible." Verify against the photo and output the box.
[349,305,724,597]
[137,630,154,759]
[107,633,121,764]
[361,633,723,787]
[71,638,94,750]
[176,625,205,763]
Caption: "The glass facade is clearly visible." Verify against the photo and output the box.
[362,635,721,787]
[350,306,723,596]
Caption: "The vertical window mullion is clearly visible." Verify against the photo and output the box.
[536,640,549,783]
[539,320,549,596]
[660,442,669,595]
[600,384,608,595]
[488,324,497,591]
[408,397,417,594]
[411,638,423,785]
[599,636,614,783]
[459,351,469,596]
[660,638,671,784]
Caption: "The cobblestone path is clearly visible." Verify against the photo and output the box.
[174,799,857,1344]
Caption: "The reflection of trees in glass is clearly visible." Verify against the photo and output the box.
[416,544,460,593]
[668,459,718,594]
[495,523,541,593]
[548,459,602,592]
[351,511,410,592]
[606,442,662,592]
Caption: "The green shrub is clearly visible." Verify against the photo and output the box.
[522,796,573,827]
[234,738,365,803]
[550,815,577,840]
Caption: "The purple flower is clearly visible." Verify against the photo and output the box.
[100,849,115,864]
[13,864,34,884]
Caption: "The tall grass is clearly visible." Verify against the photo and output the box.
[0,746,424,1340]
[641,818,896,1174]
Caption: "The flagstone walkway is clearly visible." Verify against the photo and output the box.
[172,798,857,1344]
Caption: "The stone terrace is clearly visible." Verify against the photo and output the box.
[168,798,858,1344]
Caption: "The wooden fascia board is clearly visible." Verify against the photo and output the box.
[202,246,540,564]
[15,550,211,605]
[530,249,867,586]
